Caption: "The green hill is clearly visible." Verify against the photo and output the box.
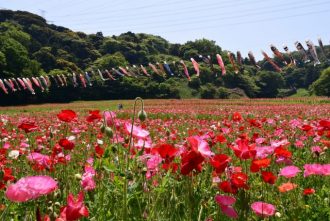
[0,10,329,105]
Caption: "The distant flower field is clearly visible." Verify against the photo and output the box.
[0,98,329,220]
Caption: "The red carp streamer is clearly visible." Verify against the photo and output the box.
[190,58,200,77]
[216,54,226,75]
[261,51,282,72]
[228,52,239,74]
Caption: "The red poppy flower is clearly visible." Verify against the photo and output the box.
[219,181,238,194]
[154,144,178,161]
[319,120,330,129]
[18,122,38,133]
[214,134,227,144]
[230,172,248,189]
[86,110,102,122]
[180,150,204,175]
[232,112,242,122]
[3,168,15,181]
[162,162,178,173]
[250,158,271,173]
[303,188,315,195]
[95,145,104,158]
[59,139,75,150]
[261,171,277,185]
[59,191,89,220]
[210,154,231,174]
[232,138,256,160]
[274,147,292,158]
[57,110,77,122]
[248,119,262,128]
[301,125,313,131]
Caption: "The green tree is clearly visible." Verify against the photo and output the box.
[0,51,6,70]
[33,47,57,72]
[223,71,259,97]
[180,39,222,59]
[93,52,128,70]
[200,83,217,99]
[310,67,330,97]
[0,36,30,77]
[256,71,285,97]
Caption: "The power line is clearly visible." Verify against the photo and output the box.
[62,0,326,29]
[46,0,90,11]
[49,0,253,19]
[149,8,330,35]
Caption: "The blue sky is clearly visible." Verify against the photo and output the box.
[1,0,329,59]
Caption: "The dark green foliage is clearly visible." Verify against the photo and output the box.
[283,67,306,88]
[277,88,297,98]
[188,76,201,89]
[200,83,217,99]
[223,70,260,97]
[217,87,230,99]
[310,67,330,96]
[256,71,285,98]
[180,39,222,60]
[92,52,127,70]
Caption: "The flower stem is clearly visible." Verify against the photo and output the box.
[123,97,144,221]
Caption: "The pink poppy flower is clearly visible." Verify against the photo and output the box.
[187,136,214,158]
[279,166,301,178]
[307,164,330,176]
[6,176,57,202]
[135,138,152,149]
[215,195,236,206]
[86,157,94,166]
[3,142,10,149]
[275,157,293,165]
[251,202,276,217]
[256,146,275,159]
[295,140,304,148]
[311,146,322,154]
[220,205,238,219]
[140,154,162,179]
[215,195,238,219]
[27,152,51,168]
[323,165,330,175]
[289,119,302,128]
[124,123,150,139]
[271,139,289,148]
[255,138,266,145]
[103,111,117,126]
[81,166,96,191]
[81,175,96,191]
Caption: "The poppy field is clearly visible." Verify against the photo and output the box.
[0,98,329,221]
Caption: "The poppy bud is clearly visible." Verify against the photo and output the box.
[100,124,106,133]
[111,145,118,153]
[50,129,54,139]
[138,110,147,121]
[105,127,113,138]
[165,128,170,136]
[47,206,53,213]
[74,173,82,180]
[126,171,133,180]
